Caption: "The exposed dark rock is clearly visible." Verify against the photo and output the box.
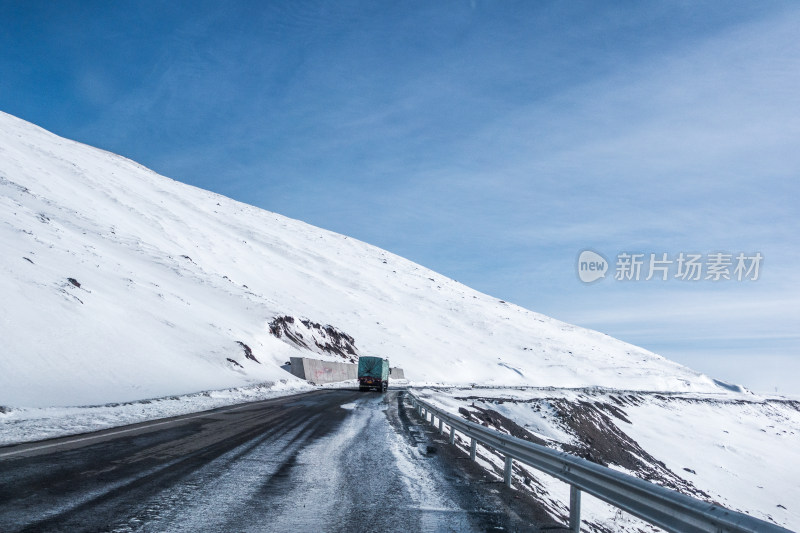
[593,401,632,424]
[67,278,81,288]
[268,315,359,362]
[542,399,708,497]
[23,257,33,264]
[0,176,30,194]
[235,341,259,363]
[552,400,649,468]
[226,358,243,368]
[458,406,549,446]
[269,315,294,338]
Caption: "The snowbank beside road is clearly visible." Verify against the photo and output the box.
[0,380,312,446]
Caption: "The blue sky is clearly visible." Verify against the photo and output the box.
[2,1,798,393]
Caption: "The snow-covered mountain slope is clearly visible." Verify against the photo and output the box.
[0,111,722,407]
[418,387,800,531]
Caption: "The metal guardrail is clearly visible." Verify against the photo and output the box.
[407,392,793,533]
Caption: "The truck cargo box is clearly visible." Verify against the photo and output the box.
[358,356,389,392]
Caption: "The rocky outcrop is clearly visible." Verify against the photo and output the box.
[268,315,359,362]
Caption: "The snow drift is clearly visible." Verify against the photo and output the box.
[0,111,722,407]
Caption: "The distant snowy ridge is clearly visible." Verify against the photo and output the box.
[0,111,722,408]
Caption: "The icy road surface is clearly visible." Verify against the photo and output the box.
[0,390,560,532]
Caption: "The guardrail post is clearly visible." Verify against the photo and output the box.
[569,485,581,532]
[449,426,455,444]
[504,456,513,487]
[470,437,477,461]
[438,418,443,433]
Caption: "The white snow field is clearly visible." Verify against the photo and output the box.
[0,110,723,410]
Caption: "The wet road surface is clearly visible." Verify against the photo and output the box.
[0,390,562,532]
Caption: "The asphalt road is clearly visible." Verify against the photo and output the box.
[0,389,562,532]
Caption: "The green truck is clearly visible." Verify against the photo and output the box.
[358,356,390,392]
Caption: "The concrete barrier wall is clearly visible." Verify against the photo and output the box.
[289,357,405,384]
[290,356,356,384]
[289,357,308,380]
